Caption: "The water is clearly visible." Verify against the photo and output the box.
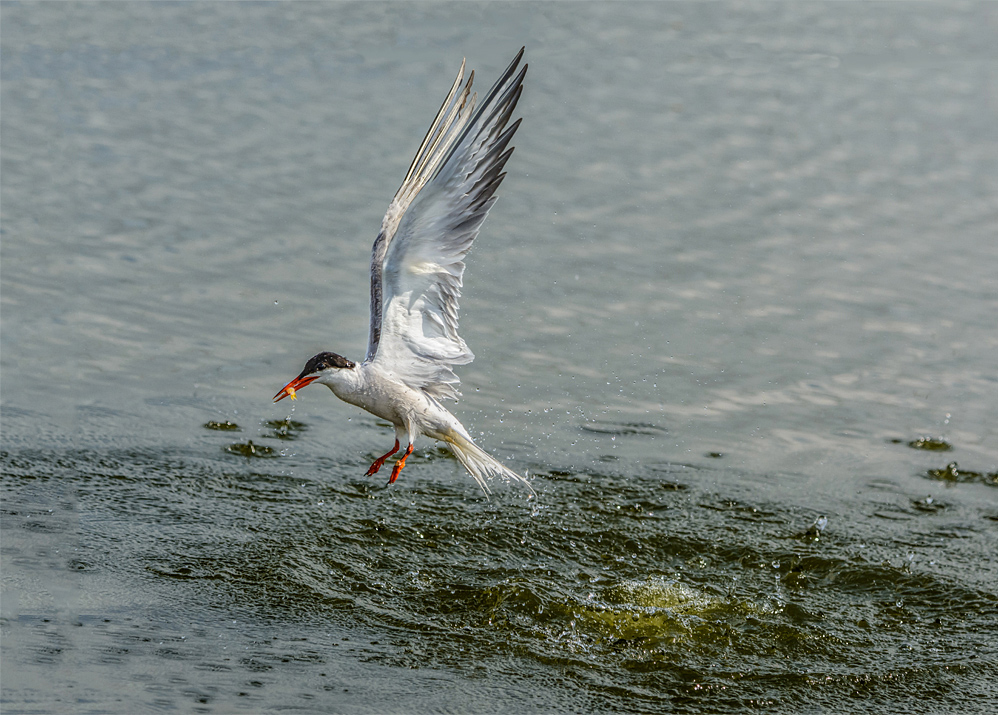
[2,3,997,712]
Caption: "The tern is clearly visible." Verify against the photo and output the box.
[274,48,532,496]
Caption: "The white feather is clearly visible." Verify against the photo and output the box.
[366,48,527,401]
[280,50,532,496]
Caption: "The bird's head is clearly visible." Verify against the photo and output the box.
[273,351,356,402]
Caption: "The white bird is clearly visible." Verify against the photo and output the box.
[274,48,532,496]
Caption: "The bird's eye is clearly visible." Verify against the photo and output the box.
[316,363,327,371]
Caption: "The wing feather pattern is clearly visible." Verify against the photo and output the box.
[366,48,526,400]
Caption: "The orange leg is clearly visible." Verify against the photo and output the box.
[388,443,414,485]
[365,439,400,476]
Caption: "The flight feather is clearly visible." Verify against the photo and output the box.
[365,48,526,401]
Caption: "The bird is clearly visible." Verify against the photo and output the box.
[273,48,532,497]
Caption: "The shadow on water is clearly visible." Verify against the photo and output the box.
[3,444,996,713]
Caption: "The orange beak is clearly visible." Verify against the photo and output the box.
[273,375,319,403]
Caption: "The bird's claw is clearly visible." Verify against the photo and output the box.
[387,443,414,485]
[366,440,400,477]
[365,458,387,477]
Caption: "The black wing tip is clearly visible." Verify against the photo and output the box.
[498,47,527,91]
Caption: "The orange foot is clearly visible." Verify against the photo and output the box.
[366,439,400,476]
[388,443,414,485]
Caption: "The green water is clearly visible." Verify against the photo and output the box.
[3,3,997,712]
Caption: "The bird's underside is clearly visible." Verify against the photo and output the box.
[273,49,532,496]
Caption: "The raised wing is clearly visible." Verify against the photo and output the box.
[365,48,526,400]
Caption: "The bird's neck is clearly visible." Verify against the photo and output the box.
[316,363,366,399]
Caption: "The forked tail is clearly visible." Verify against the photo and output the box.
[446,432,534,498]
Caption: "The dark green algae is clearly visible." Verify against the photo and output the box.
[3,444,996,713]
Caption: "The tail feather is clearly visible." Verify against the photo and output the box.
[446,433,534,498]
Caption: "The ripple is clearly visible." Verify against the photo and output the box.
[263,418,307,441]
[204,420,240,431]
[925,462,998,487]
[224,440,277,458]
[5,446,998,713]
[580,421,668,436]
[906,437,953,452]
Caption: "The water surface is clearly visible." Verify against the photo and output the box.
[3,3,997,713]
